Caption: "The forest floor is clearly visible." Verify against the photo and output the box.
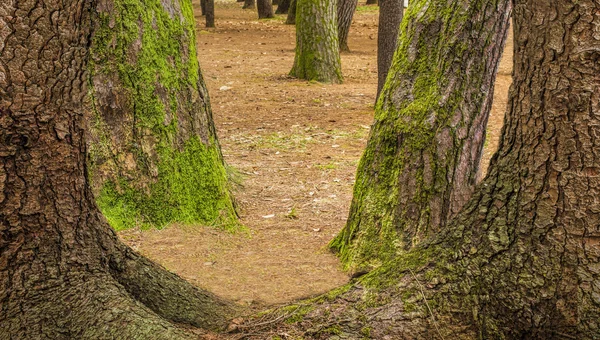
[119,0,513,309]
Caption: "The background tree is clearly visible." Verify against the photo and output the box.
[87,0,236,231]
[276,0,292,14]
[201,0,207,15]
[330,0,511,271]
[286,0,297,24]
[376,0,403,98]
[257,0,275,18]
[206,0,215,27]
[243,0,256,10]
[337,0,359,52]
[0,0,238,337]
[289,0,343,83]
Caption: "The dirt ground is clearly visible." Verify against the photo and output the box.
[119,1,513,308]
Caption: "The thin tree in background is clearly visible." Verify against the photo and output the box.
[337,0,359,51]
[206,0,215,27]
[276,0,292,14]
[376,0,402,98]
[243,0,256,10]
[286,0,297,24]
[257,0,275,18]
[290,0,343,83]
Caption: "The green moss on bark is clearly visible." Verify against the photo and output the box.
[87,0,237,230]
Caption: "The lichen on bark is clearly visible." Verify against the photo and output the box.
[87,0,237,231]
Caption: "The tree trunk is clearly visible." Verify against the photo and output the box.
[206,0,215,27]
[286,0,298,24]
[365,0,378,4]
[337,0,359,52]
[251,1,600,339]
[289,0,343,83]
[272,0,280,5]
[201,0,207,15]
[87,0,237,231]
[330,0,511,272]
[276,0,292,14]
[243,0,256,9]
[0,0,238,338]
[376,0,403,99]
[257,0,275,18]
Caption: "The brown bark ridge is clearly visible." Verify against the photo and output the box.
[235,0,600,339]
[243,0,256,10]
[286,0,298,24]
[337,0,359,52]
[289,0,343,83]
[376,0,403,99]
[206,0,216,27]
[0,0,238,338]
[257,0,275,18]
[276,0,292,14]
[330,0,511,272]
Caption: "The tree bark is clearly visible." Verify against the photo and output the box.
[330,0,511,272]
[206,0,215,27]
[257,0,275,18]
[337,0,359,52]
[376,0,403,99]
[276,0,292,14]
[286,0,298,24]
[87,0,237,231]
[366,0,378,4]
[0,0,238,338]
[290,0,343,83]
[243,0,256,9]
[201,0,207,15]
[246,1,600,338]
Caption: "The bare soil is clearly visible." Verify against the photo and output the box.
[119,1,513,308]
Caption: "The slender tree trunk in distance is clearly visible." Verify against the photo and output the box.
[201,0,207,15]
[0,0,238,338]
[286,0,298,24]
[366,0,378,4]
[276,0,292,14]
[290,0,343,83]
[330,0,511,272]
[272,0,280,5]
[376,0,402,99]
[206,0,215,27]
[257,0,275,18]
[337,0,359,52]
[243,0,256,9]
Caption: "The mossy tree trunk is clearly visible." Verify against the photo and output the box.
[275,0,292,14]
[337,0,358,52]
[376,0,403,99]
[286,0,297,24]
[249,0,600,338]
[330,0,511,272]
[0,0,238,338]
[257,0,275,18]
[289,0,343,83]
[87,0,237,231]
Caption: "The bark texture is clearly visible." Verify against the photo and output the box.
[206,0,215,27]
[0,0,237,338]
[376,0,403,99]
[289,0,343,83]
[337,0,358,52]
[236,1,600,339]
[87,0,237,231]
[276,0,292,14]
[257,0,275,18]
[286,0,297,24]
[330,0,511,272]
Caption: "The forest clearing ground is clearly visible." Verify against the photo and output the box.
[119,0,513,308]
